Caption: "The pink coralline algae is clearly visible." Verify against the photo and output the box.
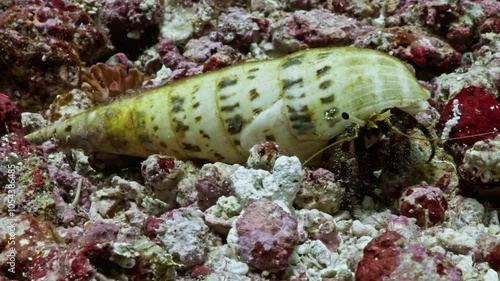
[275,9,364,51]
[183,36,242,72]
[154,207,214,267]
[78,221,119,245]
[480,17,500,33]
[246,141,281,170]
[0,215,61,279]
[0,1,112,108]
[323,0,381,19]
[436,86,500,157]
[195,164,234,211]
[213,7,270,49]
[297,210,341,252]
[294,168,345,215]
[156,38,202,80]
[355,231,403,281]
[0,133,41,157]
[398,185,448,227]
[141,155,182,208]
[0,94,23,137]
[157,37,242,80]
[417,0,461,33]
[485,242,500,271]
[236,199,298,272]
[356,26,462,72]
[456,137,500,205]
[355,231,463,281]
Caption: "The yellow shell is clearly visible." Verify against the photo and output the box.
[26,47,430,164]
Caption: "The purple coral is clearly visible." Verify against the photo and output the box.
[213,7,270,49]
[156,38,202,80]
[356,26,461,72]
[78,221,119,245]
[275,9,364,51]
[398,185,448,227]
[437,86,500,149]
[236,199,298,272]
[183,36,242,72]
[195,164,234,210]
[0,2,112,108]
[355,231,404,281]
[0,93,23,137]
[356,231,463,280]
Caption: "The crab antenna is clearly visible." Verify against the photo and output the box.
[388,108,435,163]
[302,128,359,166]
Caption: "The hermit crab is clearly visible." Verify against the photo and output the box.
[26,47,432,164]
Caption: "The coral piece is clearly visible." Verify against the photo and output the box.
[155,207,214,267]
[355,25,461,72]
[0,1,112,108]
[250,0,286,13]
[21,112,48,135]
[141,155,199,209]
[417,0,461,32]
[231,156,302,207]
[433,64,499,105]
[141,155,182,208]
[102,0,163,36]
[398,185,448,227]
[355,230,463,280]
[80,62,145,103]
[0,93,23,136]
[273,9,364,52]
[384,0,418,27]
[236,199,298,272]
[213,7,270,49]
[436,86,500,161]
[456,136,500,204]
[195,163,235,210]
[294,168,346,215]
[204,195,242,235]
[297,209,341,252]
[485,243,500,271]
[246,141,281,170]
[480,17,500,33]
[78,221,119,245]
[156,38,203,80]
[88,176,148,220]
[460,136,500,184]
[183,36,242,72]
[159,0,215,42]
[323,0,381,19]
[191,265,213,278]
[46,89,93,122]
[355,231,405,280]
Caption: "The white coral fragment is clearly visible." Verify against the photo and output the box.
[462,136,500,183]
[230,156,302,207]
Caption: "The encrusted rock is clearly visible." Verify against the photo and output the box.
[398,185,448,227]
[236,199,298,272]
[294,168,345,215]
